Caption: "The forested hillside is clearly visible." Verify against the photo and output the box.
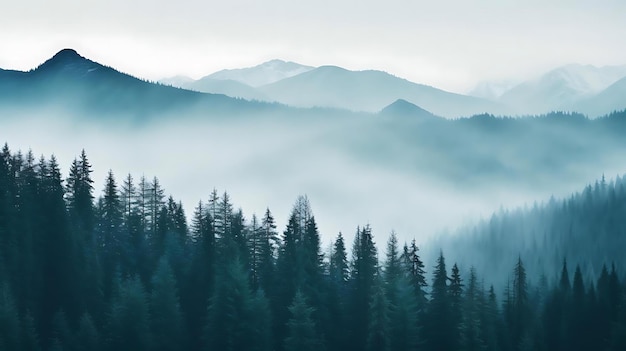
[1,144,626,351]
[438,171,626,288]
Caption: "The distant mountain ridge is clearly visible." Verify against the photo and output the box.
[0,49,273,119]
[204,59,314,87]
[2,49,626,119]
[258,65,504,117]
[161,59,626,118]
[472,64,626,116]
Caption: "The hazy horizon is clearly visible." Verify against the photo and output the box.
[2,0,626,93]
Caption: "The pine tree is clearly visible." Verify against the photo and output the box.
[65,150,95,235]
[401,239,428,309]
[448,263,464,350]
[383,231,402,289]
[388,274,420,351]
[98,170,123,300]
[205,259,271,351]
[567,265,586,351]
[327,232,349,351]
[106,276,152,351]
[483,286,500,351]
[146,177,165,237]
[207,189,220,235]
[559,259,570,294]
[300,213,326,334]
[249,214,263,291]
[120,174,136,222]
[366,281,390,351]
[183,200,215,350]
[510,257,529,350]
[274,210,301,350]
[150,256,185,351]
[230,208,250,269]
[39,155,82,344]
[425,252,455,351]
[460,267,488,351]
[350,225,378,351]
[329,233,349,285]
[257,208,277,294]
[284,291,322,351]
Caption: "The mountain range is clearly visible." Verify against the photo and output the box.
[1,49,626,119]
[4,48,626,249]
[496,64,626,116]
[157,57,626,118]
[0,49,277,120]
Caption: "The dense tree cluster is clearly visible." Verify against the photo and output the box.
[0,144,625,350]
[438,172,626,287]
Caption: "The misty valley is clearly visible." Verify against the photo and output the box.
[1,49,626,351]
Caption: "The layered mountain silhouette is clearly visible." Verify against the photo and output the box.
[574,76,626,117]
[159,59,311,102]
[165,77,270,102]
[473,64,626,116]
[162,59,626,118]
[0,49,273,119]
[378,99,439,122]
[2,49,626,119]
[205,59,314,87]
[258,66,504,117]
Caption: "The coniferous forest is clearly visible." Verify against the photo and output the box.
[1,144,626,351]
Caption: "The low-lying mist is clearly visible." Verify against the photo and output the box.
[2,107,625,254]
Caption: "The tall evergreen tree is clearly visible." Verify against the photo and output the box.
[460,267,488,351]
[257,208,277,294]
[39,156,81,344]
[106,276,152,351]
[509,257,530,350]
[383,231,402,288]
[284,291,323,351]
[329,232,349,284]
[401,239,428,310]
[388,274,420,351]
[327,232,349,351]
[183,201,215,351]
[65,150,95,235]
[425,252,455,351]
[349,225,378,351]
[366,280,390,351]
[205,259,271,351]
[98,170,123,300]
[274,210,301,351]
[150,257,185,351]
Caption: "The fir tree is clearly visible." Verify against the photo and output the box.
[150,256,185,351]
[366,281,390,351]
[106,276,152,351]
[425,252,455,351]
[284,291,323,351]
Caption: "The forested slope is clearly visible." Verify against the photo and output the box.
[438,173,626,288]
[1,144,625,351]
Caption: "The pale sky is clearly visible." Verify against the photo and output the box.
[1,0,626,93]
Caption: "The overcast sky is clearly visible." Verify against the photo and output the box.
[1,0,625,93]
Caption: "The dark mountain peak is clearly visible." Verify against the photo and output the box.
[52,48,82,60]
[35,48,100,76]
[384,98,419,110]
[380,99,437,120]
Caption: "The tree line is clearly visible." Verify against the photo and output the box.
[436,172,626,290]
[0,144,625,351]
